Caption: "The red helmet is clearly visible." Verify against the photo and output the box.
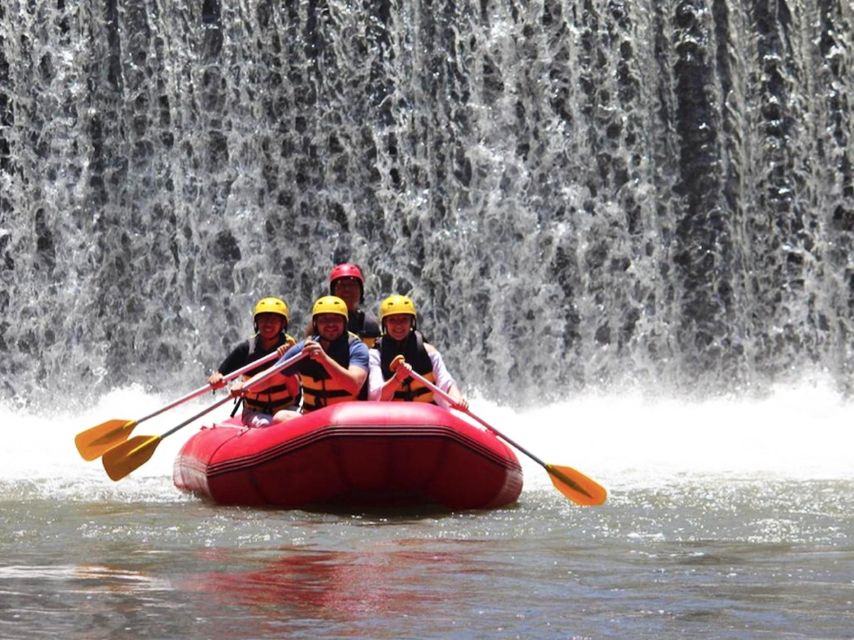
[329,263,364,285]
[329,263,365,303]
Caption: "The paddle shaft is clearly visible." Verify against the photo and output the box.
[236,349,309,393]
[101,395,233,481]
[162,350,310,440]
[395,364,606,504]
[132,348,283,425]
[159,394,233,439]
[399,367,550,469]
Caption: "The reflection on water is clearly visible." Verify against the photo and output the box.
[0,479,851,639]
[192,540,478,619]
[0,564,163,588]
[0,563,178,640]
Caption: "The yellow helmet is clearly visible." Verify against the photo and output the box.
[379,294,417,323]
[311,295,349,321]
[253,297,289,324]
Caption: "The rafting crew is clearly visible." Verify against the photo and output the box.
[227,283,467,417]
[208,297,300,426]
[232,295,370,423]
[367,294,468,410]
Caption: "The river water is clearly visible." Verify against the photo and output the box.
[2,384,851,639]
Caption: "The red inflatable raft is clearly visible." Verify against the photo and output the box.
[173,401,523,510]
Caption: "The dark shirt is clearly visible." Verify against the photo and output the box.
[349,309,381,342]
[217,333,290,378]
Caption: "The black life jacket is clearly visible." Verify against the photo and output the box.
[349,309,381,348]
[378,331,436,403]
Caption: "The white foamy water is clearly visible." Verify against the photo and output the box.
[2,381,851,499]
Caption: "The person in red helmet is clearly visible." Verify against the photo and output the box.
[329,263,381,347]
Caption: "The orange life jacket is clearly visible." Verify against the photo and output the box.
[299,333,365,411]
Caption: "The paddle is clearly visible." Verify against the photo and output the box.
[389,357,607,506]
[101,395,232,481]
[75,348,285,460]
[101,350,309,481]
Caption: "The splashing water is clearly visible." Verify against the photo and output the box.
[2,379,850,502]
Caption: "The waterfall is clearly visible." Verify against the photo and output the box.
[0,0,851,409]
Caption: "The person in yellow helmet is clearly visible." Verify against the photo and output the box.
[208,297,299,426]
[368,294,468,410]
[233,295,369,422]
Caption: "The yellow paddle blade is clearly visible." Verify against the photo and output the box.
[75,419,138,461]
[546,464,608,506]
[101,435,162,481]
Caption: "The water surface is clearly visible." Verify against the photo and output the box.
[2,387,851,639]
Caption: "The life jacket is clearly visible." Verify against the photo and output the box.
[241,333,300,414]
[349,309,381,348]
[378,331,436,403]
[299,332,366,412]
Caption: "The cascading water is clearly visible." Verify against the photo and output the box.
[0,0,851,410]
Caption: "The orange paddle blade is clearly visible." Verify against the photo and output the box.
[546,464,608,506]
[101,435,161,481]
[75,419,138,461]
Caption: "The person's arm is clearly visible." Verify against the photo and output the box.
[374,355,415,401]
[305,339,368,396]
[367,349,385,400]
[427,346,468,410]
[208,343,248,387]
[380,355,422,400]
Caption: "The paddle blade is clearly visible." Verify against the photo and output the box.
[75,419,138,461]
[546,464,608,506]
[101,435,161,481]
